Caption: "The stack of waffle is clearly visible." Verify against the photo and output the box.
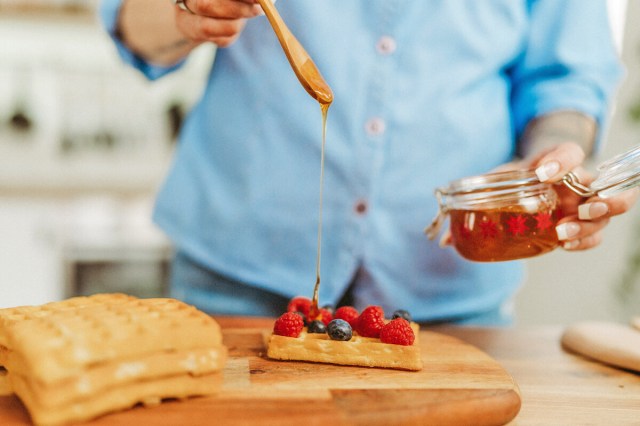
[0,293,227,425]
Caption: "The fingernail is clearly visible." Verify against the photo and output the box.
[563,240,580,250]
[535,161,560,182]
[578,202,608,220]
[556,222,580,240]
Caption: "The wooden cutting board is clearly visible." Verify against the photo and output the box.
[0,328,521,426]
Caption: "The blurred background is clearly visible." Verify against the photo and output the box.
[0,1,638,325]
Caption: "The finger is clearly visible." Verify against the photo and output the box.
[208,35,243,47]
[176,13,248,44]
[188,0,262,19]
[577,186,640,220]
[555,216,610,243]
[534,142,586,182]
[561,231,604,251]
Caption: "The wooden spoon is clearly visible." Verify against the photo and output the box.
[256,0,333,105]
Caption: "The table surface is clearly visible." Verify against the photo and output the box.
[431,324,640,425]
[216,317,640,425]
[2,317,638,425]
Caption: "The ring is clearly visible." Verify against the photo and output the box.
[173,0,194,14]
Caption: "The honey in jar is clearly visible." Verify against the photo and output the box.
[426,170,560,262]
[426,145,640,262]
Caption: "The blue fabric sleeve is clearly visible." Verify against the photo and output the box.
[99,0,185,80]
[509,0,624,144]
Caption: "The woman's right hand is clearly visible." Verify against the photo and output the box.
[174,0,264,47]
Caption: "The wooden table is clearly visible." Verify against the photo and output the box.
[430,324,640,425]
[1,318,639,425]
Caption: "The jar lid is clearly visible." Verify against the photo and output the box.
[589,145,640,197]
[441,169,539,196]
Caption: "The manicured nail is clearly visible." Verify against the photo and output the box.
[578,202,608,220]
[556,222,580,240]
[563,240,580,250]
[535,161,560,182]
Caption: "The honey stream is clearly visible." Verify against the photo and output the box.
[311,103,330,316]
[257,0,333,317]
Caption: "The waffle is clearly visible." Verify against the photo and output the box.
[266,322,423,371]
[0,367,9,396]
[0,294,227,426]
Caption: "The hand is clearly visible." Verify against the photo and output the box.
[529,142,639,251]
[175,0,263,47]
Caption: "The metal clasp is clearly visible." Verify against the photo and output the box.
[424,189,448,240]
[560,172,595,197]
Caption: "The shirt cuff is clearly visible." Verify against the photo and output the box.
[99,0,184,80]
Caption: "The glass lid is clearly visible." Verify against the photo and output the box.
[590,145,640,197]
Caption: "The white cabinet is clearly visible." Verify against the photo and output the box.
[0,198,65,308]
[0,195,172,308]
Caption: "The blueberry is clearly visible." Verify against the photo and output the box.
[392,309,412,322]
[307,320,326,334]
[327,319,353,341]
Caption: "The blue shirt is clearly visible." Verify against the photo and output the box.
[100,0,622,322]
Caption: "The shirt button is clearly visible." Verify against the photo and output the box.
[354,200,368,215]
[364,117,386,136]
[376,36,397,55]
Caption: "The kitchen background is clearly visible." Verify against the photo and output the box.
[1,1,638,326]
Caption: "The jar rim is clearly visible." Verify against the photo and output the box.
[439,169,540,196]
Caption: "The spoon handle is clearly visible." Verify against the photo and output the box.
[256,0,333,104]
[257,0,307,69]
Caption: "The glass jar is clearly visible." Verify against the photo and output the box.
[426,145,640,262]
[426,170,560,262]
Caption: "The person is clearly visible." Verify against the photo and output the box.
[100,0,638,325]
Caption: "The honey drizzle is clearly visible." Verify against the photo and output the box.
[311,102,330,317]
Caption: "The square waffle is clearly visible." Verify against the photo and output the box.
[0,294,227,426]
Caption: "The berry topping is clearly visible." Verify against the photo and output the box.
[379,318,415,346]
[317,308,333,325]
[308,305,333,325]
[321,304,335,315]
[334,306,359,328]
[273,312,304,338]
[392,309,412,322]
[327,319,353,341]
[291,311,308,325]
[356,305,386,338]
[287,296,312,318]
[307,320,327,334]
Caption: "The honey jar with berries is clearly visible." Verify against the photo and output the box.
[425,145,640,262]
[426,169,559,262]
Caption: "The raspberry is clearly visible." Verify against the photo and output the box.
[321,304,335,315]
[356,305,386,338]
[379,318,415,346]
[287,296,312,318]
[308,307,333,325]
[334,306,359,329]
[273,312,304,337]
